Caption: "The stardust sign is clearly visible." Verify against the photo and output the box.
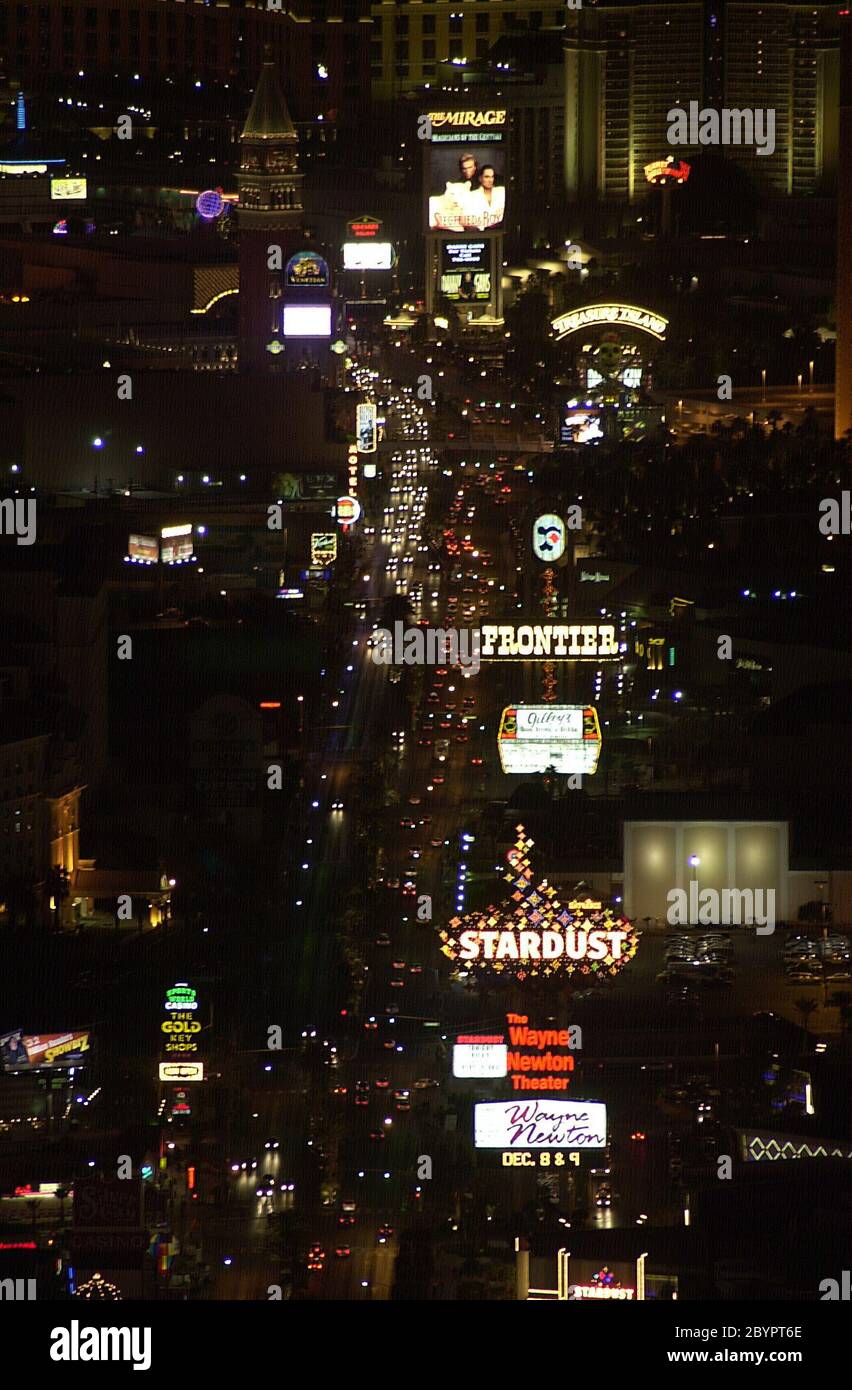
[478,623,621,660]
[474,1100,607,1150]
[453,1036,508,1078]
[497,705,602,776]
[455,916,631,967]
[552,304,668,341]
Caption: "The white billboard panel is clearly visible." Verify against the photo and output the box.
[453,1044,508,1078]
[283,305,332,338]
[356,402,377,453]
[474,1099,607,1150]
[497,705,602,775]
[343,242,394,271]
[159,1062,205,1082]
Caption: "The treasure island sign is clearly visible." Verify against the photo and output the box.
[440,827,640,981]
[552,304,668,342]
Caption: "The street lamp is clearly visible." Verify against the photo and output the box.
[760,368,766,403]
[808,359,814,393]
[688,855,700,920]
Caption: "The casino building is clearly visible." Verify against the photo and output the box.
[390,3,842,224]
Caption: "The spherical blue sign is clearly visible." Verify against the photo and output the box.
[196,189,225,221]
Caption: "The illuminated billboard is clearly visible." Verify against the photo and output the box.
[196,189,225,220]
[443,240,488,269]
[561,409,604,445]
[335,495,361,525]
[440,829,640,981]
[161,981,201,1057]
[453,1037,508,1078]
[50,178,87,200]
[128,534,158,564]
[474,1100,607,1150]
[347,216,383,239]
[356,402,377,453]
[552,305,668,341]
[441,269,491,301]
[477,624,621,661]
[532,514,566,563]
[160,525,194,564]
[424,111,506,233]
[1,1030,90,1070]
[497,705,602,776]
[283,305,332,338]
[440,240,491,300]
[644,157,691,185]
[286,251,330,288]
[158,1061,205,1082]
[343,242,394,271]
[311,532,337,565]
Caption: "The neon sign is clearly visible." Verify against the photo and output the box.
[164,983,197,1011]
[644,157,691,185]
[440,829,640,980]
[478,624,621,661]
[552,304,668,341]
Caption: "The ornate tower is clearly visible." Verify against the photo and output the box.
[237,47,304,372]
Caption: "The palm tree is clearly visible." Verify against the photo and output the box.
[793,996,818,1045]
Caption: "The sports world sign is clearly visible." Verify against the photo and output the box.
[552,304,668,341]
[161,981,201,1056]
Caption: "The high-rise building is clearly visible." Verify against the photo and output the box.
[0,0,371,129]
[237,49,304,373]
[564,3,841,203]
[370,0,568,99]
[377,3,840,206]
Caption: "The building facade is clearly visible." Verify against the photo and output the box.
[0,727,83,928]
[377,3,840,208]
[237,48,305,372]
[370,0,568,98]
[0,0,371,128]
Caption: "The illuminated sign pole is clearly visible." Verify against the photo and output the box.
[644,158,691,238]
[422,108,506,333]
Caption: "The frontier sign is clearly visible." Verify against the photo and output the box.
[478,623,621,661]
[552,304,668,341]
